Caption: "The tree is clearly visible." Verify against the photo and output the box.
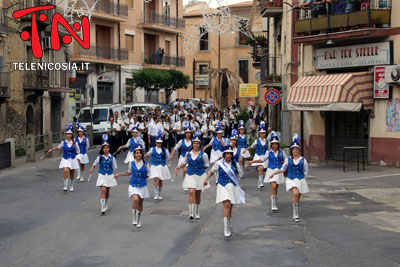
[209,68,243,108]
[131,68,190,103]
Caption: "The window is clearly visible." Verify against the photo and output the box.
[199,27,209,51]
[125,34,134,52]
[127,0,134,9]
[238,21,248,46]
[238,60,249,83]
[199,63,209,74]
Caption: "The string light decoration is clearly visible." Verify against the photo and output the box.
[63,0,100,24]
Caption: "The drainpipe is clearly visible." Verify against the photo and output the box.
[118,22,121,103]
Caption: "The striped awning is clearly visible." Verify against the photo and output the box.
[287,72,374,111]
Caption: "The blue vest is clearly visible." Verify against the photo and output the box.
[238,135,247,150]
[151,147,166,166]
[267,150,284,170]
[187,151,205,176]
[218,163,237,187]
[129,138,138,152]
[75,137,87,154]
[99,155,114,175]
[62,140,76,159]
[212,138,223,152]
[129,161,148,188]
[233,148,240,163]
[180,140,192,157]
[255,139,268,156]
[287,158,305,180]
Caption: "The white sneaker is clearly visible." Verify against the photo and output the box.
[132,209,137,225]
[223,217,231,237]
[271,195,278,212]
[136,212,142,228]
[63,179,68,192]
[195,204,200,219]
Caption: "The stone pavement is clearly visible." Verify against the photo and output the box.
[0,149,399,266]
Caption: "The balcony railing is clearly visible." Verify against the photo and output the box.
[20,0,54,25]
[24,70,50,89]
[294,0,391,35]
[84,0,128,17]
[0,8,8,34]
[264,55,282,83]
[143,52,185,67]
[0,72,10,98]
[80,45,129,61]
[260,0,284,17]
[143,11,185,29]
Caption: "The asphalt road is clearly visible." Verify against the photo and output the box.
[1,149,400,267]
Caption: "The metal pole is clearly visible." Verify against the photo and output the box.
[193,58,196,98]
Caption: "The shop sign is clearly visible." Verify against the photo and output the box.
[195,74,210,87]
[239,84,258,97]
[374,66,390,99]
[316,42,392,70]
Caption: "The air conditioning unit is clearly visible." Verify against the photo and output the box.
[96,64,106,73]
[43,37,51,50]
[385,65,400,83]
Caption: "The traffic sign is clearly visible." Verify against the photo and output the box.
[265,89,280,105]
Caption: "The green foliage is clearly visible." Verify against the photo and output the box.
[248,138,256,157]
[237,109,250,124]
[131,69,191,97]
[15,148,26,157]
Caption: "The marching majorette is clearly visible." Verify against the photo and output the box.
[145,130,171,200]
[75,122,90,182]
[249,133,287,212]
[244,122,268,189]
[47,122,80,192]
[170,125,193,185]
[269,134,309,222]
[89,136,118,215]
[174,130,210,221]
[204,146,245,237]
[115,126,145,163]
[114,145,149,228]
[229,129,243,178]
[203,122,229,165]
[237,120,251,177]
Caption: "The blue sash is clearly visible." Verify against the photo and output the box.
[218,160,245,203]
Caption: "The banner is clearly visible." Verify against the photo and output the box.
[195,74,210,87]
[239,83,258,97]
[386,99,400,132]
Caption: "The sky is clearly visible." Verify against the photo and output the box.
[183,0,252,8]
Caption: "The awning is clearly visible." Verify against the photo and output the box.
[287,72,374,111]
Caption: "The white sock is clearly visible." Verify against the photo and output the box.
[63,179,68,188]
[77,169,81,178]
[70,179,74,186]
[81,170,85,180]
[100,199,105,211]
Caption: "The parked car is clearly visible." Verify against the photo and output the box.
[124,103,169,115]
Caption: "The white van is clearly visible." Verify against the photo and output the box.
[77,104,124,141]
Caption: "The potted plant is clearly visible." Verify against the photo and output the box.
[244,36,255,46]
[254,35,267,46]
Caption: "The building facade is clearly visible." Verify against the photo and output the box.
[179,1,265,108]
[284,0,399,165]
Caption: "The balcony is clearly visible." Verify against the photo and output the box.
[20,0,54,26]
[0,8,8,34]
[23,70,50,90]
[294,0,391,42]
[261,55,283,87]
[261,0,283,17]
[142,11,185,34]
[75,45,128,64]
[143,52,185,68]
[84,0,128,21]
[0,72,10,101]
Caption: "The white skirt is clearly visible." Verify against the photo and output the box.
[59,158,80,169]
[148,165,171,180]
[240,148,251,159]
[264,168,285,184]
[216,183,244,204]
[124,152,134,164]
[286,178,309,194]
[251,154,268,168]
[76,153,89,164]
[129,185,150,199]
[178,156,186,166]
[210,150,223,164]
[96,173,118,187]
[182,173,210,191]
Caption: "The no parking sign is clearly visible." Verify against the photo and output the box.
[265,89,280,105]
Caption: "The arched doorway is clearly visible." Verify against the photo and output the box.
[26,105,34,135]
